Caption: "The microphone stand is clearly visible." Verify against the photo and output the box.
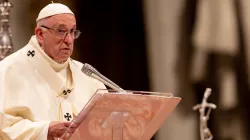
[81,63,124,92]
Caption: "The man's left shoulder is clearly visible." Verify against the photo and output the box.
[69,59,84,68]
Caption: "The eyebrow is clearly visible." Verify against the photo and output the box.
[57,24,76,30]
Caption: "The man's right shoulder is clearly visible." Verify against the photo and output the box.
[0,49,27,71]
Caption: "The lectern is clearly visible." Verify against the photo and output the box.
[63,90,181,140]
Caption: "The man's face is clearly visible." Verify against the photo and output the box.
[37,14,76,62]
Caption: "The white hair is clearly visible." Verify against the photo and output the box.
[36,18,48,27]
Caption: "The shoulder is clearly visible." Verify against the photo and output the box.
[0,48,30,74]
[70,59,84,68]
[0,52,21,70]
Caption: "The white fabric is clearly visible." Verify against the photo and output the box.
[36,123,50,140]
[58,68,68,84]
[0,36,106,139]
[36,3,74,22]
[61,99,74,122]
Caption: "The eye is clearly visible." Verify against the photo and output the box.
[69,28,75,33]
[56,29,67,35]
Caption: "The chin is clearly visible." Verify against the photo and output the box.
[57,56,69,62]
[60,54,71,59]
[61,57,70,61]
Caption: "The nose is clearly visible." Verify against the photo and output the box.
[64,33,74,44]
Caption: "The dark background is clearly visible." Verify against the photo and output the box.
[74,0,150,92]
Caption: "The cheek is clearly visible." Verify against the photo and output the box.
[44,40,62,53]
[69,44,74,50]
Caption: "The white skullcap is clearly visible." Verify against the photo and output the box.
[36,3,74,22]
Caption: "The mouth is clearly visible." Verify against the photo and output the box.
[61,48,70,50]
[60,48,71,54]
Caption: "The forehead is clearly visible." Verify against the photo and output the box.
[48,14,76,28]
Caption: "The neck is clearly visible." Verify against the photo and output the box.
[54,59,67,64]
[45,52,68,64]
[38,42,68,64]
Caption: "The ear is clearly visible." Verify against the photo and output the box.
[35,27,44,45]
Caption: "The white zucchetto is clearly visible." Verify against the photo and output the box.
[36,3,74,22]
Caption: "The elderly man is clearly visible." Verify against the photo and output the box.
[0,3,105,140]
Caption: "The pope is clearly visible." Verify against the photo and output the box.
[0,2,105,140]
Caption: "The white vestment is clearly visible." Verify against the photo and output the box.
[0,36,106,140]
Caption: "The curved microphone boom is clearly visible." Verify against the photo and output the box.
[81,63,123,91]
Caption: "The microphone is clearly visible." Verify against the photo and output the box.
[81,63,123,91]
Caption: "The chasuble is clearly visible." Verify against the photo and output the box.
[0,36,106,140]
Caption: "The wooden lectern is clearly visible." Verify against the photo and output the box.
[63,90,181,140]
